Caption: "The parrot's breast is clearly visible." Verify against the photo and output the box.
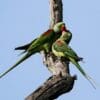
[52,48,64,57]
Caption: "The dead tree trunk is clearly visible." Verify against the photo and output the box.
[25,0,76,100]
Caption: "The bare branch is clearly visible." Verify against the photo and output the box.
[25,75,76,100]
[49,0,63,28]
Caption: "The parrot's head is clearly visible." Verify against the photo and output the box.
[60,30,72,43]
[53,22,66,33]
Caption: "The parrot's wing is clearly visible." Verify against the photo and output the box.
[28,30,54,51]
[64,46,83,61]
[65,46,78,57]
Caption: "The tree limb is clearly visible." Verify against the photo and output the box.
[25,75,76,100]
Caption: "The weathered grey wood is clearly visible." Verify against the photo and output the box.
[25,0,75,100]
[25,75,76,100]
[49,0,63,28]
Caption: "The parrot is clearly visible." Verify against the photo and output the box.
[0,22,66,78]
[15,22,66,53]
[52,36,96,88]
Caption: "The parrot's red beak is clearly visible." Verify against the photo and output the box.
[61,25,67,32]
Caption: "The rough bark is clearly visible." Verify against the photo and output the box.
[25,75,76,100]
[49,0,63,28]
[25,0,76,100]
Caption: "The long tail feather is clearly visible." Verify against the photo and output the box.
[0,53,32,78]
[18,51,27,56]
[15,38,37,50]
[15,44,30,50]
[69,57,96,89]
[86,75,96,89]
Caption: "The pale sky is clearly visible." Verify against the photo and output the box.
[0,0,100,100]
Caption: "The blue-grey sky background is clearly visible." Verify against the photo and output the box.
[0,0,100,100]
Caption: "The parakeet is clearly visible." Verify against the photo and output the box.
[52,38,96,88]
[15,22,66,53]
[0,22,66,78]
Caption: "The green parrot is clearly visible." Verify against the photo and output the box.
[0,22,66,78]
[15,22,66,53]
[52,37,96,88]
